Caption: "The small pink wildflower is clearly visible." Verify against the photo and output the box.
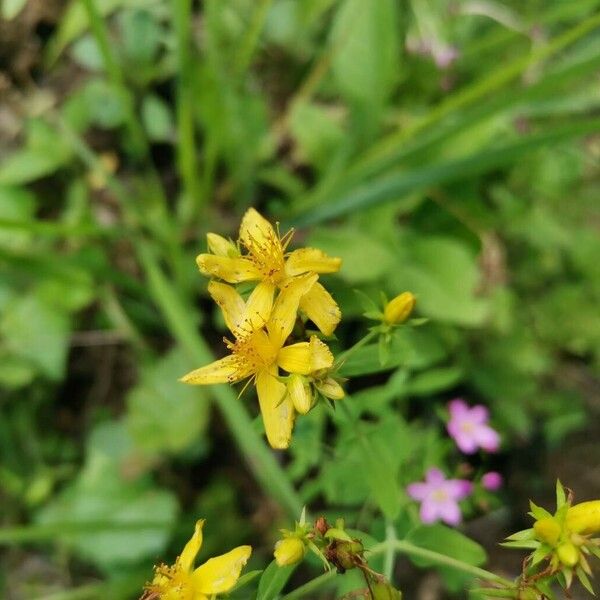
[407,468,473,526]
[481,471,503,491]
[447,399,500,454]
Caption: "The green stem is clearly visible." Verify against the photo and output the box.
[335,329,378,367]
[280,570,337,600]
[383,519,397,581]
[282,538,514,599]
[369,540,514,588]
[234,0,274,75]
[80,0,147,156]
[137,242,303,518]
[172,0,202,222]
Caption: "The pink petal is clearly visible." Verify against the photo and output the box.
[438,500,462,526]
[474,425,500,452]
[448,399,468,418]
[443,479,473,500]
[425,468,445,484]
[451,430,478,454]
[469,405,489,424]
[420,499,440,524]
[407,482,430,501]
[482,472,503,491]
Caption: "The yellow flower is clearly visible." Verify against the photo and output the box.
[196,208,342,336]
[146,520,251,600]
[181,276,334,449]
[383,292,416,325]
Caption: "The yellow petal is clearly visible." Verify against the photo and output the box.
[277,336,333,375]
[191,545,252,595]
[239,207,278,252]
[196,254,261,283]
[285,247,342,277]
[383,291,415,325]
[268,273,318,348]
[180,355,247,385]
[277,342,311,374]
[246,280,275,330]
[208,281,246,335]
[206,233,239,257]
[308,335,334,370]
[299,282,341,336]
[256,368,295,449]
[287,374,313,414]
[177,520,205,573]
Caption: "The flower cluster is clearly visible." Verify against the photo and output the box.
[504,482,600,596]
[143,520,251,600]
[273,511,403,598]
[181,208,344,449]
[407,399,502,526]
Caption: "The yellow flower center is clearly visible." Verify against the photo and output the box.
[432,489,449,502]
[242,227,293,284]
[227,330,279,379]
[147,564,194,600]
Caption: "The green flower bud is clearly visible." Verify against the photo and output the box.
[371,580,403,600]
[315,377,345,400]
[274,537,306,567]
[383,292,415,325]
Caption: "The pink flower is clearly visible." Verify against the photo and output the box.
[482,471,503,491]
[407,468,473,526]
[447,399,500,454]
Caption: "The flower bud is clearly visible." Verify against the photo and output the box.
[519,588,540,600]
[315,377,344,400]
[556,541,579,567]
[287,375,313,414]
[383,292,416,325]
[274,537,306,567]
[566,500,600,535]
[371,580,403,600]
[481,471,503,491]
[207,233,239,257]
[533,517,561,546]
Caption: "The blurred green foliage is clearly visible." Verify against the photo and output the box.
[1,0,600,598]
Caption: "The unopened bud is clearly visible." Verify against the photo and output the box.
[519,588,540,600]
[533,518,561,546]
[371,580,403,600]
[315,377,345,400]
[207,233,239,257]
[288,375,313,414]
[274,537,306,567]
[557,541,579,567]
[315,516,329,536]
[566,500,600,535]
[383,292,415,325]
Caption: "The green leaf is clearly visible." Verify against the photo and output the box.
[291,118,600,225]
[392,236,489,327]
[307,225,395,284]
[1,291,71,380]
[340,326,446,377]
[406,524,487,568]
[126,348,210,455]
[256,560,296,600]
[0,186,36,250]
[142,94,174,141]
[330,0,400,108]
[289,101,345,171]
[36,421,178,569]
[404,367,463,396]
